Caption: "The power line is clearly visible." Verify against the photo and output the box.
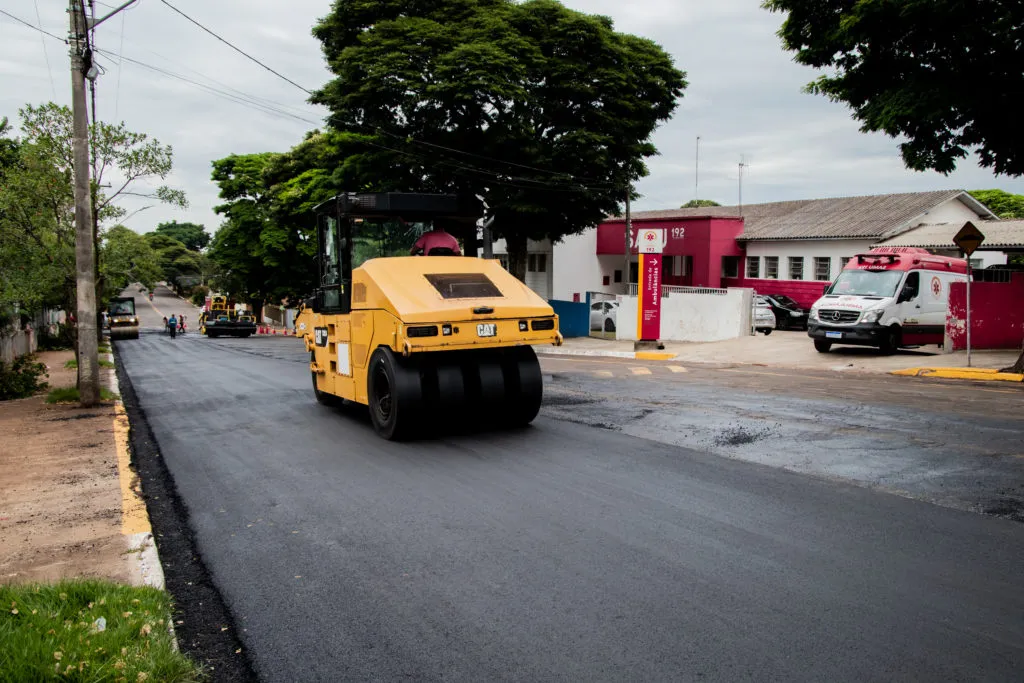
[0,8,67,42]
[158,0,313,95]
[32,0,57,99]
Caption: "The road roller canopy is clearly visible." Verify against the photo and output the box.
[108,298,135,316]
[312,192,486,314]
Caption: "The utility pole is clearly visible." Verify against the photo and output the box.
[738,157,746,217]
[70,0,99,406]
[694,136,700,201]
[68,0,139,407]
[624,186,632,294]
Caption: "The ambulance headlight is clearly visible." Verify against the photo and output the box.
[861,309,883,324]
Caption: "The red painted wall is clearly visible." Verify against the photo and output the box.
[945,273,1024,351]
[596,217,744,289]
[722,277,830,309]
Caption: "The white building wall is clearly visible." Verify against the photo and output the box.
[614,288,753,342]
[491,237,553,299]
[745,239,872,282]
[907,197,981,228]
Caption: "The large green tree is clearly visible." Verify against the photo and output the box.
[311,0,686,279]
[100,225,163,299]
[967,190,1024,220]
[153,220,210,252]
[763,0,1024,176]
[763,0,1024,371]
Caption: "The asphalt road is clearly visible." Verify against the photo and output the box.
[115,296,1024,681]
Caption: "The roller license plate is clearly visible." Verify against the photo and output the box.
[825,331,842,339]
[477,323,497,337]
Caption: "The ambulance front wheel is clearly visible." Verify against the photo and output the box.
[814,340,832,353]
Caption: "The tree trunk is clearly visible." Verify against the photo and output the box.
[505,232,528,283]
[1000,346,1024,374]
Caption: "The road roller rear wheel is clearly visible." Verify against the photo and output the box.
[367,347,423,440]
[502,346,543,427]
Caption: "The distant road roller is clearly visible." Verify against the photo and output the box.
[106,297,139,340]
[294,192,562,440]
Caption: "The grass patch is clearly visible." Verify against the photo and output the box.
[0,579,206,682]
[63,358,115,370]
[46,386,119,404]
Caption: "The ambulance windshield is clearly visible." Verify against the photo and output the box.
[827,270,904,297]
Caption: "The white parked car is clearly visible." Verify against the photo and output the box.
[590,300,618,332]
[753,296,776,335]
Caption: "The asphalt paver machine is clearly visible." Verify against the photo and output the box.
[295,191,562,440]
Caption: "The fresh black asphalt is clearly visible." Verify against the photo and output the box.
[115,328,1024,682]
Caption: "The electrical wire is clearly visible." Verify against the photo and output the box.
[32,0,57,99]
[0,8,67,42]
[158,0,313,95]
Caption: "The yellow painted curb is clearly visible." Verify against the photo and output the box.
[635,351,677,361]
[114,403,151,535]
[891,367,1024,382]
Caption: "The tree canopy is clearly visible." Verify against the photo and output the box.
[681,199,721,208]
[763,0,1024,176]
[967,189,1024,220]
[101,225,163,299]
[311,0,686,278]
[154,221,210,252]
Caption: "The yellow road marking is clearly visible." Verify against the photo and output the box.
[635,351,677,361]
[630,367,652,376]
[592,370,614,378]
[114,403,150,535]
[667,365,687,373]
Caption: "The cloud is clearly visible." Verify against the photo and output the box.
[2,0,1022,237]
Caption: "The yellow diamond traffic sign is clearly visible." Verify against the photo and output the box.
[952,221,985,256]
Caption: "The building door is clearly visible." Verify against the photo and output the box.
[525,253,551,300]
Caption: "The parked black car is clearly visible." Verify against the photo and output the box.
[762,294,809,330]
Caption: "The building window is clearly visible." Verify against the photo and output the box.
[613,269,623,283]
[789,257,804,280]
[746,256,760,279]
[840,256,851,269]
[602,275,610,286]
[814,257,831,281]
[765,256,779,279]
[662,256,674,283]
[527,254,548,273]
[722,256,740,279]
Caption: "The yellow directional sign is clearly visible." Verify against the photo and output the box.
[953,221,985,256]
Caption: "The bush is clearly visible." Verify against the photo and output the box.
[0,354,49,400]
[190,285,210,307]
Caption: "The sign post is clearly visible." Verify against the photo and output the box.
[636,228,665,343]
[952,221,985,367]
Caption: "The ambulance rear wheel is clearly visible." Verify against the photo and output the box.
[814,340,832,353]
[367,347,422,441]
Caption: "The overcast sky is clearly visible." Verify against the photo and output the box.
[4,0,1024,237]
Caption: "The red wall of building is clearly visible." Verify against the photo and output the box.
[945,273,1024,351]
[596,216,744,288]
[722,277,830,309]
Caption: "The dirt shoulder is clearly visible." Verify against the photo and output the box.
[0,350,139,586]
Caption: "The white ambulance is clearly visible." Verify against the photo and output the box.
[807,247,967,354]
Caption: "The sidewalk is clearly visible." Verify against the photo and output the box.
[535,331,1023,379]
[0,346,162,588]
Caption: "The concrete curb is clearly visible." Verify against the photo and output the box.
[533,346,677,360]
[104,346,168,592]
[890,367,1024,382]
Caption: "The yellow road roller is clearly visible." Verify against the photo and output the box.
[294,192,562,440]
[107,297,140,340]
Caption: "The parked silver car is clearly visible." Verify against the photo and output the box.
[590,300,618,332]
[753,296,777,335]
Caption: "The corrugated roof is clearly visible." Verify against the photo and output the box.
[873,220,1024,250]
[606,190,992,241]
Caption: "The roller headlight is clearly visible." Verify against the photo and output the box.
[861,309,883,324]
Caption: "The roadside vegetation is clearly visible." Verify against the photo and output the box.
[0,579,206,682]
[46,386,118,404]
[64,357,114,370]
[0,354,49,400]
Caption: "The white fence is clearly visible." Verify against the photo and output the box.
[1,328,38,364]
[626,283,730,297]
[615,288,754,342]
